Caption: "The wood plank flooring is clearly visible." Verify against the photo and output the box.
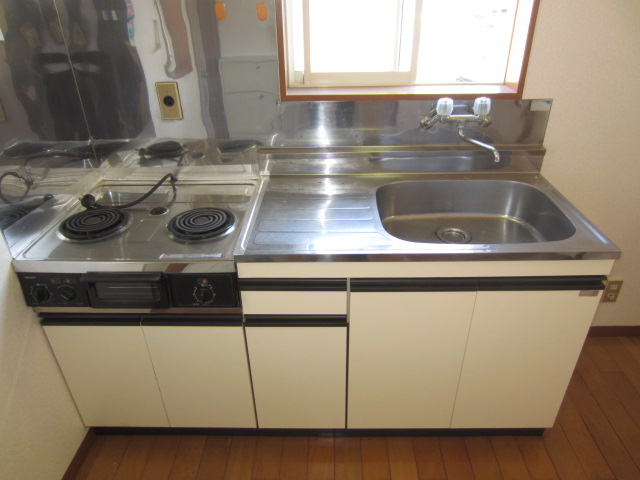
[72,336,640,480]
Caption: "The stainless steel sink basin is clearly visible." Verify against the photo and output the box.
[376,180,576,244]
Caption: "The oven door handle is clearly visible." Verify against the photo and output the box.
[80,272,170,309]
[80,272,165,283]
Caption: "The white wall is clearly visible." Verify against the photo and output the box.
[0,239,86,480]
[523,0,640,326]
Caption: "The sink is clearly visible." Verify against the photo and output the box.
[376,180,576,244]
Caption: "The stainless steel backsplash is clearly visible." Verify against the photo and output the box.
[0,0,551,151]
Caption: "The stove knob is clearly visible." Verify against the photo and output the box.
[194,286,216,305]
[57,285,76,302]
[30,285,51,304]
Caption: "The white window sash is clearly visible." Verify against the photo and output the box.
[284,0,530,90]
[287,0,422,87]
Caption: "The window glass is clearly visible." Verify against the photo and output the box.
[417,0,517,84]
[307,0,409,73]
[281,0,537,96]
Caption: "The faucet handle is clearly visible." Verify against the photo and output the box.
[436,98,454,116]
[473,97,491,116]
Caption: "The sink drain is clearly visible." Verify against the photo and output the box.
[436,227,471,244]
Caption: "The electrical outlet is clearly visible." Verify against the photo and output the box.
[155,82,183,120]
[601,280,623,303]
[530,99,552,112]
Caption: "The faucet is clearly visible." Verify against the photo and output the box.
[420,97,500,163]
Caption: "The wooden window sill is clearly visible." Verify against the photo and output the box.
[280,84,521,102]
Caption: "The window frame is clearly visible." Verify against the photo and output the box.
[276,0,540,101]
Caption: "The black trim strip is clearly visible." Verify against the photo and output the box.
[239,278,347,291]
[351,278,476,292]
[141,314,243,327]
[341,428,545,437]
[244,315,348,327]
[40,313,140,320]
[93,426,544,437]
[476,276,607,291]
[351,276,607,292]
[39,313,243,327]
[41,316,140,327]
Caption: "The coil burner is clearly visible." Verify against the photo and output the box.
[0,205,35,230]
[167,208,235,242]
[138,141,185,165]
[60,208,131,242]
[140,141,184,157]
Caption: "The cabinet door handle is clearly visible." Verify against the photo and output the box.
[40,313,140,326]
[239,278,347,291]
[244,315,347,327]
[141,314,243,326]
[476,276,606,291]
[351,278,476,292]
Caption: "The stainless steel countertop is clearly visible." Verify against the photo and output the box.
[234,154,620,262]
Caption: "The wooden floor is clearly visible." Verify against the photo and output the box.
[73,336,640,480]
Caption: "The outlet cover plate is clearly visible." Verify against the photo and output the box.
[156,82,183,120]
[601,280,623,303]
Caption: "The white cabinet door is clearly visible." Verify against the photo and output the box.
[451,289,601,428]
[43,324,169,427]
[245,323,347,428]
[143,324,256,428]
[348,290,476,428]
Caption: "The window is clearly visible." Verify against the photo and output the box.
[277,0,539,100]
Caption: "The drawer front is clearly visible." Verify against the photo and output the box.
[240,278,347,315]
[241,290,347,315]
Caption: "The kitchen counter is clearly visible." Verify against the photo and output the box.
[234,152,617,430]
[235,151,620,263]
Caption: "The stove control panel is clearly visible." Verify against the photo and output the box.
[18,273,87,307]
[18,272,240,309]
[170,274,238,307]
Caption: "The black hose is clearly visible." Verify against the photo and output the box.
[80,173,177,210]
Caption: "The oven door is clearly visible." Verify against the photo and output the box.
[81,273,170,309]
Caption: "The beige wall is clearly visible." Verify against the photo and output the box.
[524,1,640,326]
[0,239,86,480]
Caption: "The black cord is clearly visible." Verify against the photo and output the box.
[0,171,34,204]
[80,173,177,210]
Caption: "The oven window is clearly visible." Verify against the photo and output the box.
[95,282,162,302]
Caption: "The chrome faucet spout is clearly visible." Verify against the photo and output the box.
[457,123,500,163]
[420,97,500,163]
